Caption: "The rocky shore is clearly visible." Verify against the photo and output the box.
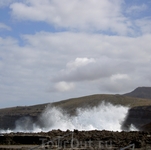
[0,130,151,149]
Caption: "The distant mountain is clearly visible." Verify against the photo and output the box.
[123,87,151,99]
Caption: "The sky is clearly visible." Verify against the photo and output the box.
[0,0,151,108]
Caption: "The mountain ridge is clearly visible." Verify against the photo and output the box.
[123,86,151,99]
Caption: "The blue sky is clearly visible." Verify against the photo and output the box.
[0,0,151,108]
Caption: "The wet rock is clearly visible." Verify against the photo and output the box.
[0,130,150,149]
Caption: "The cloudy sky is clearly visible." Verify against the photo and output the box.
[0,0,151,108]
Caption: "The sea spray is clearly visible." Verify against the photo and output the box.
[39,101,129,131]
[0,102,137,133]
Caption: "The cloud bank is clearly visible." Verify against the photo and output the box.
[0,0,151,107]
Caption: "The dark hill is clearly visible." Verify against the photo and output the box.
[123,87,151,99]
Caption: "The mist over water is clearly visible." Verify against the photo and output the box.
[0,102,137,133]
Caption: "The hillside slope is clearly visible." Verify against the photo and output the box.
[52,94,151,115]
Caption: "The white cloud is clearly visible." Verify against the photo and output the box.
[21,32,151,86]
[54,56,135,85]
[0,31,151,106]
[0,36,56,106]
[0,0,19,7]
[9,0,151,36]
[111,74,130,81]
[54,81,75,92]
[10,0,133,35]
[53,57,119,82]
[67,58,95,69]
[0,0,151,107]
[0,23,11,31]
[126,4,147,14]
[22,32,151,62]
[135,18,151,34]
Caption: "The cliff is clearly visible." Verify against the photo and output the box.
[121,106,151,130]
